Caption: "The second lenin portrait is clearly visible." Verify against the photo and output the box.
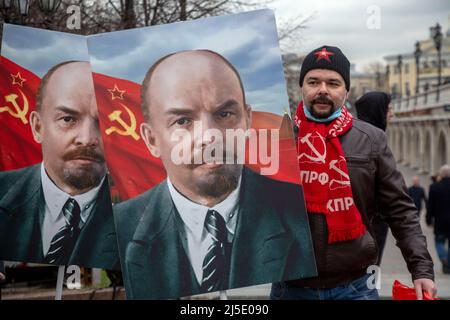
[0,25,118,270]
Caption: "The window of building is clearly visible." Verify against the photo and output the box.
[404,64,409,74]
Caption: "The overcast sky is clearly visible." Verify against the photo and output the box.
[2,2,449,85]
[268,0,450,71]
[1,24,88,76]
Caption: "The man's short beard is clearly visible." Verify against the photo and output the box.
[309,96,337,119]
[310,107,334,119]
[63,166,104,191]
[194,164,241,198]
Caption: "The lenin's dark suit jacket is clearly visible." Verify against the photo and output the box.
[0,164,119,270]
[114,167,317,299]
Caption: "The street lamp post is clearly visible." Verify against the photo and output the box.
[1,0,61,25]
[424,83,429,104]
[1,0,28,23]
[431,23,443,102]
[38,0,61,26]
[386,64,390,75]
[38,0,61,13]
[13,0,29,15]
[385,64,390,90]
[0,0,12,22]
[414,42,422,94]
[414,41,422,105]
[397,55,403,99]
[375,71,381,90]
[0,0,12,9]
[13,0,28,24]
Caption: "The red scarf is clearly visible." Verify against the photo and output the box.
[295,101,366,243]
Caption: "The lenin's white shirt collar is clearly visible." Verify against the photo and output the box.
[166,175,241,242]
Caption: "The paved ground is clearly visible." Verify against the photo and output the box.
[378,164,450,298]
[193,164,450,300]
[1,287,126,300]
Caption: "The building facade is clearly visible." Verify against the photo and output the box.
[385,17,450,99]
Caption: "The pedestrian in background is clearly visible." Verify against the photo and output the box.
[408,176,427,217]
[427,164,450,274]
[355,91,392,131]
[354,91,392,265]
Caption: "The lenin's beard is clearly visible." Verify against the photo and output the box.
[62,147,106,191]
[188,144,242,198]
[191,164,242,198]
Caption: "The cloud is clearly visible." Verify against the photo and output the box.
[86,9,288,114]
[246,82,290,113]
[2,24,54,50]
[87,9,282,83]
[1,25,88,77]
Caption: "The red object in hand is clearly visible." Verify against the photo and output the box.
[392,280,438,300]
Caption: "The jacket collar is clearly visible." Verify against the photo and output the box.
[229,167,293,284]
[0,164,42,213]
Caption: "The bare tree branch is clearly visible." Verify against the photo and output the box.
[108,0,122,16]
[0,0,312,50]
[277,11,316,53]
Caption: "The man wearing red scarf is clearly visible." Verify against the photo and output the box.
[271,45,436,300]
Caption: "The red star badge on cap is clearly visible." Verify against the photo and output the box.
[108,84,125,100]
[314,48,334,62]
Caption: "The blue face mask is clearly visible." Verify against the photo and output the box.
[303,104,342,123]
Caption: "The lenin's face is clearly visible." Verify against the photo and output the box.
[141,51,251,205]
[30,62,106,195]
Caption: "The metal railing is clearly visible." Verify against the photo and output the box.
[392,83,450,114]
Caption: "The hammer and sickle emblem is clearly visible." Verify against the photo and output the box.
[329,156,351,190]
[105,103,140,140]
[0,88,29,124]
[298,131,326,163]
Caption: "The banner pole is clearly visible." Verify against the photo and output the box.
[55,265,65,300]
[219,290,228,300]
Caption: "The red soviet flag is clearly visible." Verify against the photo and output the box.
[92,72,166,201]
[247,111,300,185]
[0,56,42,171]
[93,72,301,201]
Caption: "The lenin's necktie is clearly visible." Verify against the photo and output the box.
[44,198,81,265]
[201,209,227,292]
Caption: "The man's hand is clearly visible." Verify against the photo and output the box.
[413,278,437,300]
[0,273,5,281]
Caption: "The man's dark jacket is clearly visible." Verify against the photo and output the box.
[0,164,119,270]
[289,118,434,288]
[427,177,450,236]
[114,167,317,299]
